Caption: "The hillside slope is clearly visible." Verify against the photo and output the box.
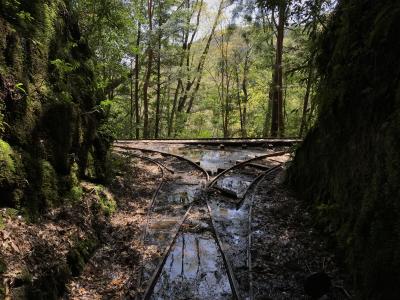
[287,1,400,298]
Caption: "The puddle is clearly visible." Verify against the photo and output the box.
[142,183,203,287]
[151,231,232,300]
[208,198,252,298]
[129,142,273,175]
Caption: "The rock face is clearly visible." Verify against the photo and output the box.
[0,0,111,215]
[287,1,400,299]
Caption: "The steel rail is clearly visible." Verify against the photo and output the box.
[114,149,169,300]
[113,144,210,181]
[115,138,302,145]
[114,148,174,175]
[115,145,285,300]
[206,199,242,300]
[142,206,193,300]
[114,146,210,300]
[247,165,285,300]
[208,150,290,188]
[235,164,283,209]
[207,163,284,299]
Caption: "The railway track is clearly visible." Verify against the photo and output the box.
[114,145,209,299]
[113,144,289,300]
[206,153,286,299]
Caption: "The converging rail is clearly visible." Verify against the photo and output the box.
[113,144,210,181]
[206,153,288,299]
[113,145,210,299]
[112,143,290,300]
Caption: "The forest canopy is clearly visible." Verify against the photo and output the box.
[70,0,335,139]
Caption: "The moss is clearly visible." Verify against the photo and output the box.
[0,139,15,175]
[96,186,116,217]
[82,184,116,217]
[66,237,98,277]
[287,1,400,298]
[0,139,25,207]
[0,0,111,215]
[67,162,83,202]
[69,186,83,202]
[84,150,96,179]
[39,160,58,207]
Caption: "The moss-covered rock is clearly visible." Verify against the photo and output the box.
[39,160,58,207]
[0,139,24,207]
[66,237,98,277]
[0,0,111,213]
[0,139,15,178]
[287,1,400,298]
[95,185,116,217]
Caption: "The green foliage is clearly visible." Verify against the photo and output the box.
[16,10,33,22]
[15,82,26,94]
[50,59,79,78]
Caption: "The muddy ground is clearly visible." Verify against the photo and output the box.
[251,171,352,299]
[0,148,351,299]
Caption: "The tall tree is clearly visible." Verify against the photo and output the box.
[154,1,163,138]
[134,22,141,139]
[143,0,154,138]
[270,1,287,137]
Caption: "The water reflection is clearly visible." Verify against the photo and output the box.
[208,199,252,298]
[151,232,232,300]
[131,142,271,174]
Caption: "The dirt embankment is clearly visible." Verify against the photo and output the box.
[0,154,159,299]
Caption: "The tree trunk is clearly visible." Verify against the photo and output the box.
[236,65,244,137]
[168,80,181,137]
[299,61,313,137]
[270,5,285,137]
[130,59,134,139]
[241,51,250,138]
[143,0,154,139]
[134,22,141,139]
[154,2,162,138]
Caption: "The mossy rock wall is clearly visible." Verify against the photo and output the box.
[0,0,111,214]
[287,1,400,299]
